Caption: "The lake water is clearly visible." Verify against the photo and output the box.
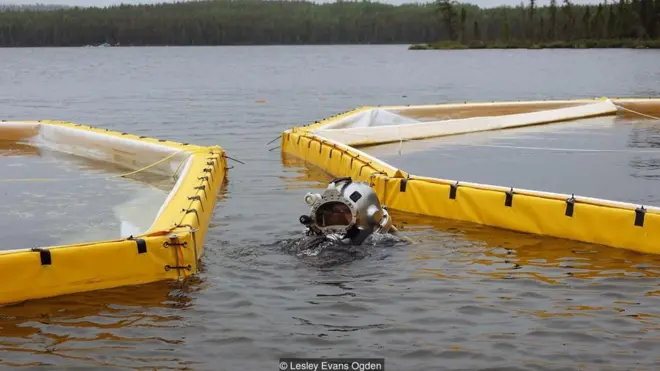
[1,46,660,371]
[365,114,660,206]
[0,141,175,249]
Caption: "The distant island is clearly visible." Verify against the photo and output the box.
[410,0,660,50]
[0,3,70,11]
[0,0,657,48]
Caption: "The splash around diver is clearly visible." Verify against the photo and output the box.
[282,176,411,268]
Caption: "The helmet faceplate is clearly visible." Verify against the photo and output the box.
[301,177,393,245]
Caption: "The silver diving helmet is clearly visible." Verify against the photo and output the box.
[299,177,393,245]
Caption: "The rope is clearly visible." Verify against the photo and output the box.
[429,142,660,153]
[265,134,281,146]
[226,155,246,165]
[320,129,660,155]
[119,149,190,178]
[0,148,206,183]
[615,104,660,121]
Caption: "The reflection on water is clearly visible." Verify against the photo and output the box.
[389,209,660,369]
[396,209,660,280]
[0,280,198,369]
[0,140,175,250]
[280,151,334,190]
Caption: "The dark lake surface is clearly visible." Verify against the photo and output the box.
[1,46,660,371]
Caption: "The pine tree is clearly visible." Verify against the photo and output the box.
[529,0,536,40]
[502,14,511,41]
[436,0,458,41]
[549,0,558,39]
[562,0,575,40]
[583,7,592,38]
[606,4,616,38]
[473,20,481,40]
[460,7,467,42]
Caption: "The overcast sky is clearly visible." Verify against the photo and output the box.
[2,0,602,9]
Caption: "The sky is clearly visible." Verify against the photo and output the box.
[2,0,602,9]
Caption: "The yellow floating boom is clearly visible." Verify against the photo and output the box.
[0,120,228,306]
[281,97,660,255]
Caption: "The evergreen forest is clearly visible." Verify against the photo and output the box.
[0,0,658,48]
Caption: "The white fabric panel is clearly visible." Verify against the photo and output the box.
[311,100,619,147]
[114,188,171,238]
[0,121,196,237]
[29,124,189,177]
[379,98,613,112]
[320,108,422,130]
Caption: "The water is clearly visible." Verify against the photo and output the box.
[365,115,660,206]
[1,46,660,370]
[0,140,174,249]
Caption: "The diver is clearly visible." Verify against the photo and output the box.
[287,176,405,267]
[299,176,395,244]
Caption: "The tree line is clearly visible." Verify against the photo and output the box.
[0,0,658,47]
[432,0,659,48]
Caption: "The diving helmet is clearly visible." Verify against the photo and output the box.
[299,177,393,245]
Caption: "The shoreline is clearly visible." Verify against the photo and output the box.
[2,0,659,50]
[0,42,658,49]
[410,39,660,50]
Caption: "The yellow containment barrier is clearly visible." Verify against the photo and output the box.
[0,120,228,306]
[280,97,660,255]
